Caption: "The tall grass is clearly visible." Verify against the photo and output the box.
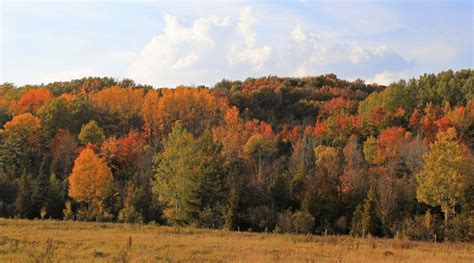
[0,219,472,262]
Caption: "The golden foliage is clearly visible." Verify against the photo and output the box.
[69,147,113,209]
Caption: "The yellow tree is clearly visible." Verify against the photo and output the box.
[154,88,226,137]
[141,89,160,143]
[69,147,113,217]
[416,128,473,223]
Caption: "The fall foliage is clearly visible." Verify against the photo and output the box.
[69,147,113,217]
[0,69,473,241]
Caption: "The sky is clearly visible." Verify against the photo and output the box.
[1,0,473,88]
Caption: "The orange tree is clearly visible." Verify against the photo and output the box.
[69,147,113,218]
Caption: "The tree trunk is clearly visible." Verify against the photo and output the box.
[442,204,450,224]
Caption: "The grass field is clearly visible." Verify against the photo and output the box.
[0,219,473,262]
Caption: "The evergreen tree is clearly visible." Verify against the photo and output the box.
[187,129,227,224]
[15,170,35,218]
[45,174,65,219]
[351,185,379,237]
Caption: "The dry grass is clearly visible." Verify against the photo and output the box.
[0,219,472,262]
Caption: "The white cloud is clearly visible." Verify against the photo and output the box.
[126,6,274,86]
[291,24,306,42]
[125,14,232,87]
[123,5,413,88]
[228,46,272,70]
[236,6,257,48]
[370,71,407,85]
[350,47,369,64]
[286,25,412,80]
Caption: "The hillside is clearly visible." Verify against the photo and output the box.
[0,69,473,242]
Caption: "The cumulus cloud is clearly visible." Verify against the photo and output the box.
[125,5,414,87]
[228,46,272,70]
[370,71,407,85]
[236,6,257,48]
[286,25,413,80]
[126,6,273,87]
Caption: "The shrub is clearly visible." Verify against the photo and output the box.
[244,205,276,232]
[63,201,74,220]
[118,206,144,224]
[396,210,439,241]
[275,210,315,234]
[197,206,225,229]
[444,213,473,242]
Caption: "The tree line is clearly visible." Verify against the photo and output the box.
[0,70,472,241]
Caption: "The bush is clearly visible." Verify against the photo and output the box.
[293,211,315,234]
[197,206,225,229]
[118,206,144,224]
[444,213,473,242]
[396,210,439,241]
[244,205,276,232]
[63,201,74,220]
[275,210,315,234]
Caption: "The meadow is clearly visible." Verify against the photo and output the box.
[0,218,472,262]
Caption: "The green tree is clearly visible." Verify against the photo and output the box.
[78,120,105,146]
[15,170,35,218]
[350,185,379,237]
[416,128,473,223]
[153,125,227,225]
[38,97,71,137]
[243,134,276,184]
[69,94,92,134]
[186,130,227,224]
[153,123,195,224]
[45,174,65,219]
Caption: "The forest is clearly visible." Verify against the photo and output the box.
[0,69,472,242]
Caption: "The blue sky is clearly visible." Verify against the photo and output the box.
[1,0,472,87]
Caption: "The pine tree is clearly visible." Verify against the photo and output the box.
[46,174,65,219]
[361,186,378,236]
[351,185,379,237]
[15,170,35,218]
[32,157,50,217]
[186,129,227,224]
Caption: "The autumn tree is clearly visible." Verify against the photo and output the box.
[141,89,161,144]
[416,128,473,223]
[0,113,41,175]
[89,86,144,135]
[49,129,78,179]
[304,145,343,231]
[69,147,113,218]
[212,107,247,160]
[153,88,226,137]
[18,88,53,114]
[243,133,277,185]
[341,135,368,206]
